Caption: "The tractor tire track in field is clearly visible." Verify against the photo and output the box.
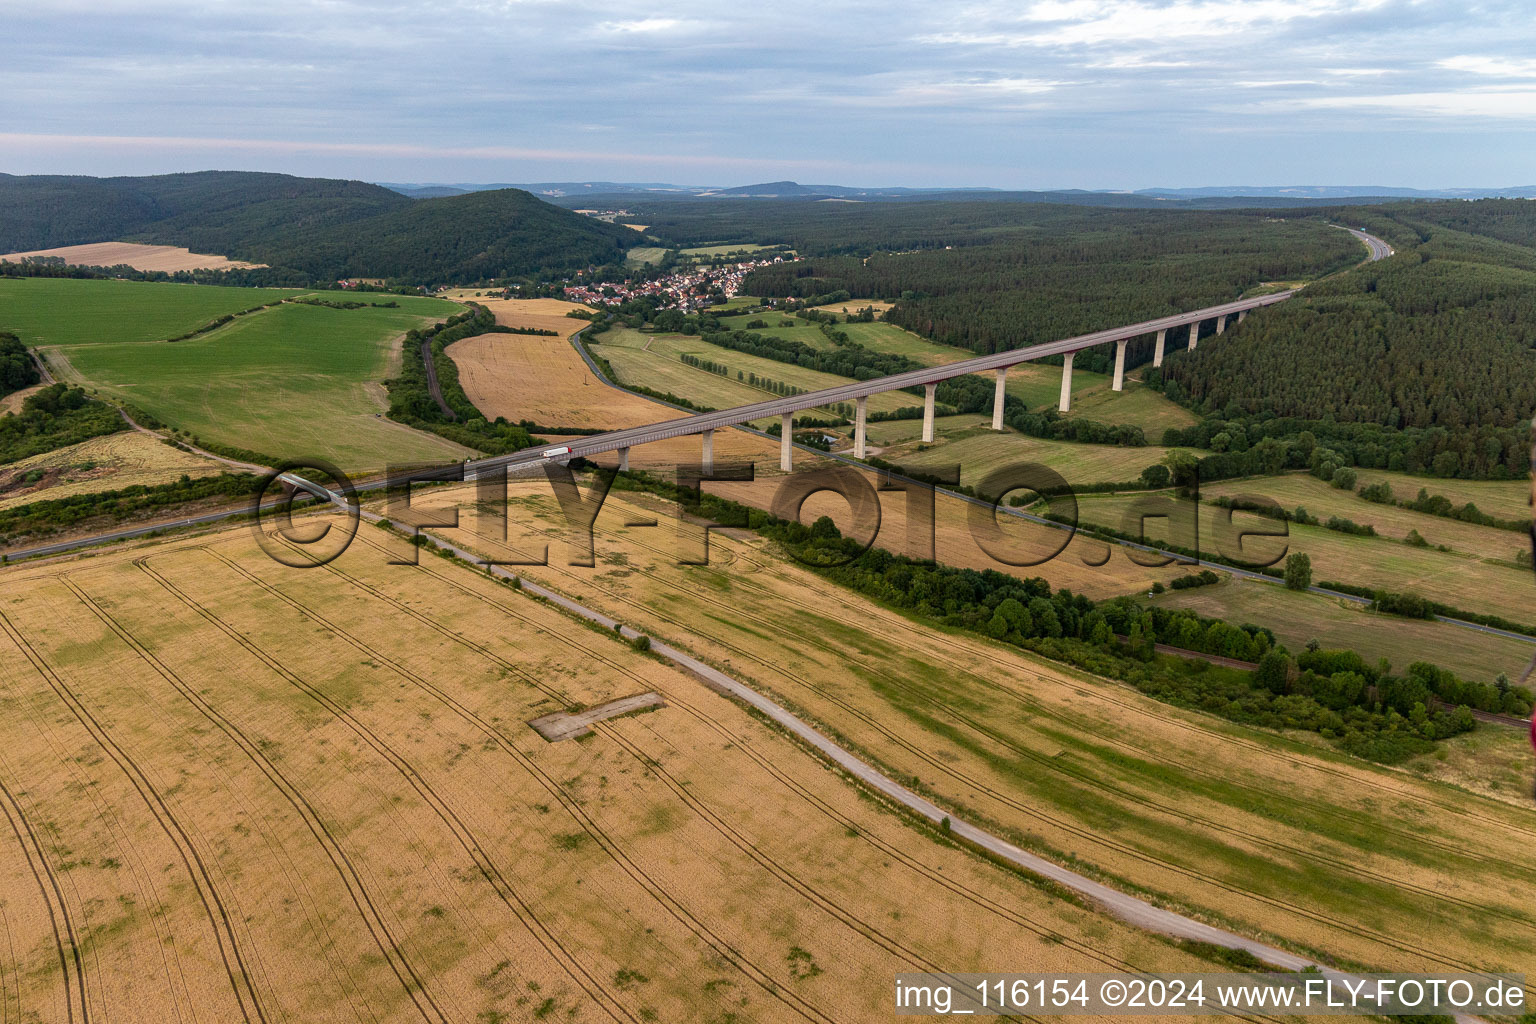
[65,571,443,1024]
[593,515,1536,851]
[206,543,858,1024]
[0,776,85,1024]
[504,532,1535,982]
[586,535,1536,930]
[0,609,269,1024]
[339,532,1297,1024]
[0,633,201,1024]
[137,554,640,1024]
[563,514,1536,867]
[272,545,964,974]
[378,545,1160,960]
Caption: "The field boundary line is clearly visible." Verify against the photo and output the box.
[399,517,1498,1022]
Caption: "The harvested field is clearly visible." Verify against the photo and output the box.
[805,299,895,318]
[1149,576,1536,685]
[1078,490,1532,622]
[0,384,43,415]
[1350,467,1530,523]
[0,521,1214,1021]
[0,428,226,511]
[1202,472,1525,557]
[0,241,266,272]
[596,326,921,422]
[406,479,1536,983]
[893,429,1191,489]
[449,300,670,431]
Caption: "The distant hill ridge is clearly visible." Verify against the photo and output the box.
[378,178,1536,205]
[0,170,634,284]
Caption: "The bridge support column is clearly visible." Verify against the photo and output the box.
[1216,314,1228,335]
[780,413,793,472]
[1188,321,1200,351]
[1153,328,1166,368]
[618,447,629,472]
[701,429,713,475]
[1238,309,1247,323]
[922,383,936,443]
[992,368,1007,430]
[854,396,867,459]
[1112,338,1128,392]
[1058,351,1075,412]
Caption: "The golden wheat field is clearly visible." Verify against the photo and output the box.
[0,519,1226,1023]
[0,429,226,511]
[0,242,266,272]
[448,299,672,431]
[405,479,1536,986]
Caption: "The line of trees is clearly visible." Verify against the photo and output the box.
[606,469,1533,765]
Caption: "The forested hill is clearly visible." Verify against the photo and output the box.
[0,171,405,253]
[0,170,634,284]
[731,206,1360,372]
[1161,199,1536,476]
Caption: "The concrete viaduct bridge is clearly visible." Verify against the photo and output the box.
[465,289,1293,479]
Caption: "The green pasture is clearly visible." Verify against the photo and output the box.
[41,292,470,472]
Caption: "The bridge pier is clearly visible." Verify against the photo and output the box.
[618,446,629,472]
[780,412,793,471]
[701,429,714,475]
[1058,351,1075,412]
[992,368,1007,430]
[1238,309,1247,324]
[1112,338,1128,392]
[1216,314,1228,335]
[854,396,867,459]
[1153,328,1167,368]
[922,383,936,443]
[1188,321,1200,351]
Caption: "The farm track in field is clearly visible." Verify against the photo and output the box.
[0,610,270,1024]
[337,532,1302,1024]
[214,540,919,1024]
[133,556,639,1024]
[65,571,444,1024]
[0,775,86,1023]
[578,514,1536,854]
[0,617,214,1024]
[499,520,1535,980]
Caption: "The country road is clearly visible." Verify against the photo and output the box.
[400,517,1490,1022]
[421,337,456,420]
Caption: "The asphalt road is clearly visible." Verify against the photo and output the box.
[405,517,1490,1021]
[1341,225,1396,261]
[454,290,1295,481]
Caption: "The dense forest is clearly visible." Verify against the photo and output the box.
[0,171,634,285]
[722,207,1359,373]
[1161,200,1536,476]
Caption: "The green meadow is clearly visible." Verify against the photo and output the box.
[0,277,301,347]
[5,279,471,472]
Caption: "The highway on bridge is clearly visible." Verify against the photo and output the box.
[457,289,1295,481]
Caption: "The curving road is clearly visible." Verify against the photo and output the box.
[1340,225,1395,261]
[401,516,1489,1023]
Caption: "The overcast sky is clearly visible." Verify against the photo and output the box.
[4,0,1532,188]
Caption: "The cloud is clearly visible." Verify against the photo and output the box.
[3,0,1535,186]
[1293,89,1536,118]
[1438,55,1536,78]
[924,0,1389,48]
[596,17,687,33]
